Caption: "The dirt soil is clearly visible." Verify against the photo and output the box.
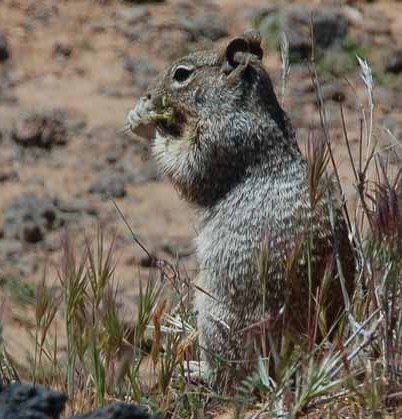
[0,0,401,396]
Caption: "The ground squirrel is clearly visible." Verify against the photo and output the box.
[127,31,354,388]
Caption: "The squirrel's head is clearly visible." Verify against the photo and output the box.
[127,31,298,207]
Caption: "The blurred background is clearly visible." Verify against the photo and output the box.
[0,0,401,362]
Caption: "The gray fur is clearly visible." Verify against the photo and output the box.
[127,31,354,389]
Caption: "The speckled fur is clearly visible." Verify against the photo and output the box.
[128,32,354,388]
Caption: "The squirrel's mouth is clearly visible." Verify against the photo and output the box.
[156,111,186,138]
[127,95,185,139]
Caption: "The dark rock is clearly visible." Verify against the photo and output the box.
[105,148,122,164]
[385,48,402,74]
[89,174,127,198]
[24,3,58,28]
[3,194,64,243]
[21,222,44,243]
[11,110,69,149]
[0,383,67,419]
[0,170,18,183]
[0,383,155,419]
[0,32,10,61]
[320,83,347,103]
[281,7,348,60]
[53,41,73,58]
[68,402,154,419]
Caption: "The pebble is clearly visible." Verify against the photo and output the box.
[11,110,69,149]
[385,48,402,74]
[0,32,10,61]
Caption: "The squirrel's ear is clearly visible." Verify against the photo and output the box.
[225,38,249,68]
[243,30,263,60]
[224,32,264,71]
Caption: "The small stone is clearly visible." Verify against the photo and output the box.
[0,32,10,61]
[68,402,153,419]
[0,383,67,419]
[105,148,121,164]
[3,194,64,243]
[21,221,44,243]
[280,7,348,60]
[53,41,73,58]
[0,382,154,419]
[320,83,347,103]
[11,110,69,149]
[0,170,18,183]
[385,48,402,74]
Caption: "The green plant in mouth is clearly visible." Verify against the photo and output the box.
[148,95,176,125]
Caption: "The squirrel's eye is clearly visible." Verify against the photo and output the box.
[173,67,193,82]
